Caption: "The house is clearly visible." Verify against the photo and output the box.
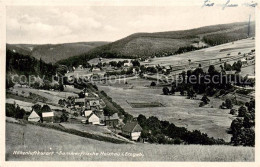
[225,71,237,75]
[75,98,85,107]
[240,58,247,65]
[124,62,132,67]
[104,113,119,127]
[92,67,101,72]
[86,113,100,125]
[89,99,100,107]
[28,110,40,122]
[42,112,54,123]
[122,122,143,141]
[85,97,101,110]
[84,110,93,117]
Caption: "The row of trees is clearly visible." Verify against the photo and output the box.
[230,99,255,146]
[137,114,225,145]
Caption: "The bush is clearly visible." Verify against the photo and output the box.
[73,112,79,117]
[230,109,237,115]
[60,113,69,122]
[174,138,182,144]
[150,82,156,87]
[6,103,26,119]
[238,106,247,117]
[225,99,233,109]
[162,87,170,95]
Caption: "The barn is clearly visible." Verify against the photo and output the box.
[42,112,54,123]
[122,122,142,141]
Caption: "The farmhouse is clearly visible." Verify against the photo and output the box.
[104,113,119,127]
[225,71,237,75]
[124,62,132,67]
[84,110,93,117]
[42,112,54,123]
[86,98,100,108]
[28,110,40,122]
[240,58,247,65]
[92,67,101,72]
[122,122,142,141]
[75,98,85,107]
[86,113,100,125]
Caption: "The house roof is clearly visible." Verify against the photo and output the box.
[86,113,99,120]
[105,113,119,121]
[122,122,142,133]
[225,71,237,75]
[241,58,247,62]
[84,110,93,117]
[75,98,85,103]
[42,112,54,117]
[28,110,40,119]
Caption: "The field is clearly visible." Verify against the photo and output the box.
[146,38,255,67]
[97,77,235,142]
[6,122,254,161]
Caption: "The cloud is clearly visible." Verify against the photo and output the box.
[6,6,255,44]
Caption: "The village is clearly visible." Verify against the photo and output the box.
[6,38,256,146]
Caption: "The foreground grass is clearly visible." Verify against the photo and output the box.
[6,122,254,161]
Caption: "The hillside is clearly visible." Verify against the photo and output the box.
[6,41,109,63]
[6,121,254,161]
[6,49,57,80]
[58,22,255,66]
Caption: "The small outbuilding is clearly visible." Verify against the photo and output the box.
[122,122,142,141]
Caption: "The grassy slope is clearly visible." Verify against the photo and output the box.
[6,122,254,161]
[6,41,109,63]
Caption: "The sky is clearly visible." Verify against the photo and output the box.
[6,4,255,44]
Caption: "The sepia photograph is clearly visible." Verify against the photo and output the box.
[2,0,259,163]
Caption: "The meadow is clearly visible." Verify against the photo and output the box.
[97,77,234,142]
[146,38,255,67]
[6,122,254,161]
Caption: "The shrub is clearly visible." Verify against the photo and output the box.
[238,106,247,117]
[6,103,26,119]
[162,87,170,95]
[230,109,238,115]
[150,82,156,86]
[225,99,233,109]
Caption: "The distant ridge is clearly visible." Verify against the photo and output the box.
[6,41,109,63]
[7,22,255,66]
[57,22,255,66]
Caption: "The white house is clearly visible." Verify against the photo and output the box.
[42,112,54,123]
[84,110,93,117]
[122,122,143,141]
[28,110,40,122]
[241,58,247,65]
[87,113,100,125]
[124,62,132,67]
[92,67,101,72]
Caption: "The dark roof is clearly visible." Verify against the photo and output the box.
[104,113,119,121]
[122,122,142,133]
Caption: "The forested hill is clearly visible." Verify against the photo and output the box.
[6,41,109,63]
[6,49,57,79]
[57,22,255,67]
